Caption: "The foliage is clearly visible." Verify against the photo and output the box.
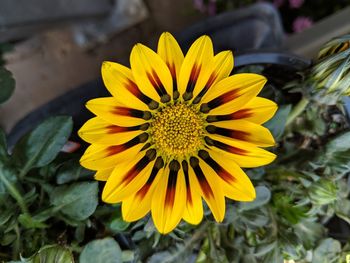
[2,38,350,263]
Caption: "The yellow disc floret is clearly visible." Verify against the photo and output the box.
[150,103,205,160]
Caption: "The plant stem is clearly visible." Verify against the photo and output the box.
[285,97,310,127]
[0,169,29,214]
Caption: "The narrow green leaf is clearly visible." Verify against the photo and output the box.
[13,116,73,176]
[0,67,15,104]
[18,213,48,229]
[308,179,337,205]
[79,237,122,263]
[50,182,98,220]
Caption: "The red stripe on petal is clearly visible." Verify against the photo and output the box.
[123,149,155,185]
[186,63,201,93]
[106,125,130,134]
[146,70,167,96]
[106,145,126,156]
[231,109,253,119]
[198,150,236,185]
[190,157,214,199]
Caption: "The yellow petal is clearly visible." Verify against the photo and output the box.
[206,135,276,168]
[157,32,184,98]
[198,150,255,201]
[122,157,164,222]
[80,140,145,170]
[233,97,278,124]
[95,167,115,181]
[102,149,157,203]
[130,43,173,102]
[78,117,143,145]
[192,50,234,104]
[181,161,204,225]
[189,157,225,222]
[178,35,214,100]
[151,161,186,234]
[205,119,275,147]
[200,73,267,115]
[101,62,151,110]
[86,97,150,126]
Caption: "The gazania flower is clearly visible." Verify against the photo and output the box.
[79,32,277,234]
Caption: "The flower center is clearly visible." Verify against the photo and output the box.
[150,103,205,160]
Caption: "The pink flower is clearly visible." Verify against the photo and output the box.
[273,0,285,8]
[289,0,304,9]
[293,16,313,33]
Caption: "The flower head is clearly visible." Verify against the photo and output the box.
[79,32,277,234]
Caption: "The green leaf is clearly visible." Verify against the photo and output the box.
[56,159,93,184]
[79,237,122,263]
[325,132,350,155]
[18,213,48,229]
[273,194,308,225]
[50,181,98,220]
[294,220,325,249]
[334,198,350,225]
[0,67,15,104]
[261,245,283,263]
[109,217,130,233]
[308,179,337,205]
[13,116,73,176]
[20,245,74,263]
[264,104,292,140]
[312,238,341,263]
[239,186,271,211]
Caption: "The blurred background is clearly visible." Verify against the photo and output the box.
[1,0,350,138]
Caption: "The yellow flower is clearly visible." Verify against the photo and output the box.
[78,32,277,234]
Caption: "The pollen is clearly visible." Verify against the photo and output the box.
[150,103,205,160]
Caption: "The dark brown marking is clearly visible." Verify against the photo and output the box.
[146,70,168,97]
[126,79,153,105]
[231,109,253,120]
[186,63,201,94]
[122,149,156,185]
[207,89,240,109]
[190,157,214,199]
[206,125,250,141]
[206,109,253,123]
[106,125,141,134]
[198,150,236,184]
[182,161,193,205]
[193,72,217,104]
[136,157,163,199]
[167,62,179,99]
[165,160,180,208]
[204,136,248,155]
[105,133,148,156]
[106,145,125,157]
